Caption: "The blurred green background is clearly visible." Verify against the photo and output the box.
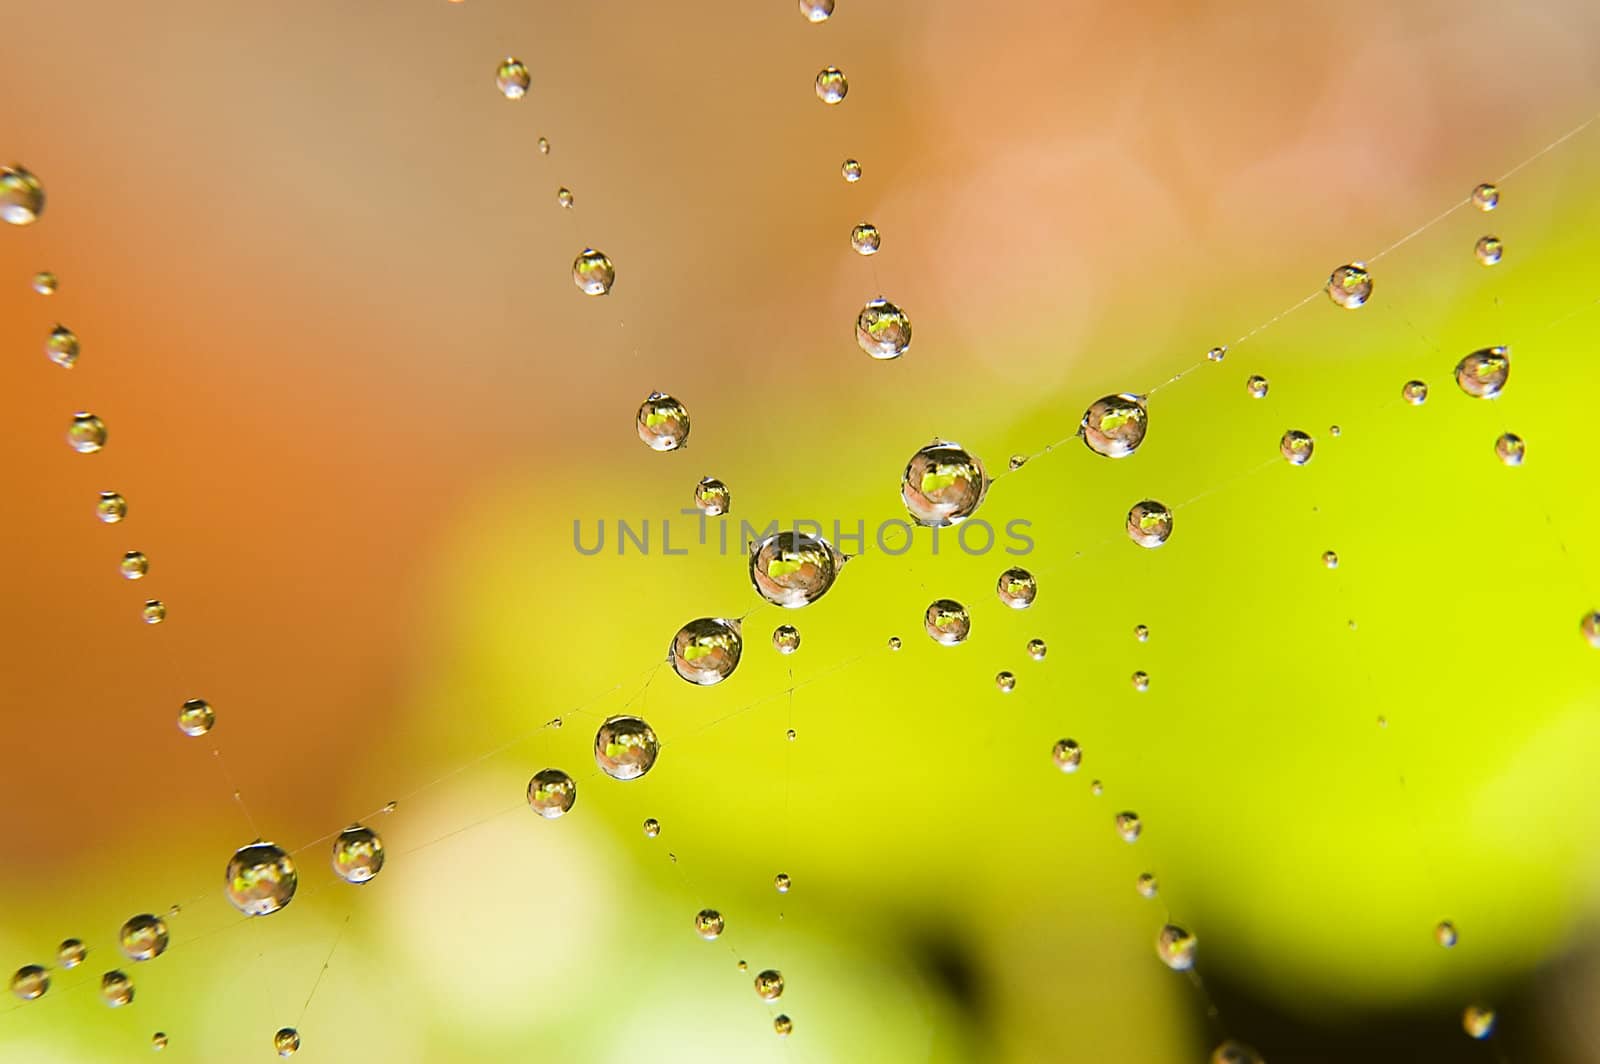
[3,0,1600,1060]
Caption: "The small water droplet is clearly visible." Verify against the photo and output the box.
[841,158,862,182]
[1126,500,1172,548]
[595,715,660,781]
[903,440,988,526]
[773,624,801,654]
[1080,393,1148,458]
[1131,671,1149,693]
[635,392,690,452]
[495,58,530,99]
[850,222,880,255]
[10,965,49,1001]
[924,599,971,646]
[119,914,169,962]
[1475,235,1502,266]
[97,491,127,524]
[1008,454,1027,470]
[815,67,848,104]
[1322,550,1339,569]
[799,0,833,21]
[1329,425,1341,438]
[1206,345,1227,362]
[1134,624,1149,642]
[1581,611,1600,649]
[856,298,912,359]
[1279,429,1314,465]
[100,970,134,1007]
[68,413,107,454]
[774,1015,794,1037]
[1462,1005,1496,1040]
[1211,1039,1265,1064]
[1326,264,1372,309]
[142,600,167,625]
[643,817,661,838]
[755,969,785,1001]
[1455,346,1509,399]
[1051,739,1081,773]
[1494,433,1524,466]
[774,873,791,893]
[1471,183,1499,211]
[750,530,843,607]
[694,909,725,940]
[786,727,797,741]
[529,769,579,818]
[1401,380,1428,405]
[1027,638,1046,661]
[32,271,57,295]
[1136,873,1158,899]
[1116,812,1142,842]
[537,136,550,154]
[693,476,729,515]
[1090,780,1104,796]
[274,1027,301,1057]
[887,636,902,650]
[573,248,615,296]
[1155,924,1196,970]
[1,165,45,225]
[152,1032,169,1051]
[557,187,573,209]
[121,551,149,580]
[996,568,1037,610]
[224,841,298,916]
[995,671,1016,693]
[671,617,743,684]
[331,824,385,883]
[58,939,86,969]
[1246,375,1269,399]
[382,800,398,814]
[1435,920,1458,948]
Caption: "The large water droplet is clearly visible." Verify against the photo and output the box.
[225,841,298,916]
[119,914,169,962]
[671,617,743,684]
[996,567,1036,609]
[274,1028,302,1057]
[1080,394,1148,458]
[1126,500,1172,548]
[850,222,880,255]
[749,530,842,607]
[0,165,45,225]
[815,67,848,104]
[695,909,725,939]
[1156,925,1196,970]
[595,716,660,781]
[142,600,167,625]
[1455,346,1509,398]
[331,824,385,883]
[799,0,833,21]
[527,768,576,819]
[68,413,107,454]
[637,392,690,451]
[774,873,791,893]
[1471,183,1499,211]
[121,550,149,580]
[178,698,215,737]
[1052,739,1081,773]
[1326,264,1372,309]
[9,966,49,1001]
[902,440,988,526]
[755,969,785,1001]
[1462,1005,1496,1040]
[46,325,79,368]
[1475,236,1502,266]
[1494,433,1524,466]
[495,58,530,99]
[693,476,729,515]
[573,248,615,296]
[857,298,912,359]
[924,599,971,645]
[97,491,127,523]
[1280,429,1314,465]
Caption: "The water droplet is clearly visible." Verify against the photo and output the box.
[1211,1040,1265,1064]
[902,440,988,526]
[573,248,615,296]
[1436,920,1458,948]
[1323,550,1339,569]
[1494,433,1524,466]
[755,969,785,1001]
[382,800,398,814]
[924,599,971,646]
[152,1032,169,1051]
[331,824,385,883]
[1136,873,1158,899]
[1279,430,1314,465]
[46,325,79,368]
[142,600,166,625]
[274,1027,302,1056]
[1462,1005,1496,1040]
[1027,638,1046,661]
[1131,671,1149,692]
[694,909,725,940]
[1134,624,1149,642]
[693,476,729,515]
[176,698,215,737]
[58,939,86,968]
[995,671,1016,693]
[557,187,573,209]
[1326,264,1372,309]
[786,727,797,740]
[749,530,843,607]
[0,165,45,225]
[850,222,880,255]
[1455,346,1509,399]
[121,551,149,580]
[643,817,661,838]
[1156,924,1196,970]
[774,1015,794,1037]
[841,158,862,182]
[671,617,743,684]
[1246,375,1269,399]
[595,715,660,781]
[101,970,134,1007]
[1581,610,1600,648]
[32,271,57,295]
[1008,454,1027,471]
[1090,780,1103,796]
[526,768,577,819]
[774,873,791,893]
[1115,812,1142,842]
[97,491,127,523]
[1401,379,1428,405]
[1471,183,1499,211]
[1126,500,1172,548]
[68,413,107,454]
[1206,345,1227,362]
[996,567,1036,609]
[887,636,902,650]
[1475,235,1502,266]
[736,959,747,971]
[815,67,848,104]
[119,914,169,962]
[772,624,801,654]
[636,392,690,452]
[10,965,49,1001]
[1329,425,1342,438]
[856,298,912,359]
[224,841,298,916]
[1080,393,1148,458]
[537,136,550,154]
[495,58,530,99]
[799,0,833,21]
[1051,739,1081,773]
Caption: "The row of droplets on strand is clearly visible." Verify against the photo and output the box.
[8,8,1600,1059]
